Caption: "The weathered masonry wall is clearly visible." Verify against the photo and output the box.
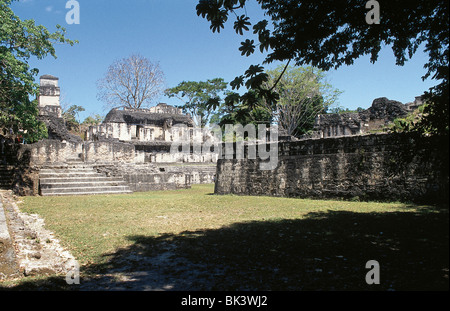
[5,139,216,196]
[17,139,135,165]
[214,133,449,203]
[93,163,216,192]
[94,164,190,192]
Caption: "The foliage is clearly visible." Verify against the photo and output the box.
[418,79,449,136]
[82,114,104,126]
[97,54,165,109]
[0,0,77,143]
[196,0,449,135]
[328,106,365,114]
[62,104,85,132]
[165,78,228,127]
[261,65,341,137]
[219,89,271,125]
[388,104,429,134]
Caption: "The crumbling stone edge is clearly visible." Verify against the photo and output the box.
[0,190,78,282]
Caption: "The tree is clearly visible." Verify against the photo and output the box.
[261,65,341,137]
[329,106,365,114]
[97,54,165,109]
[82,114,104,126]
[217,89,272,128]
[0,0,77,143]
[62,104,85,132]
[165,78,228,127]
[196,0,449,135]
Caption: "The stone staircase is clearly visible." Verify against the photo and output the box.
[39,160,132,196]
[0,165,14,190]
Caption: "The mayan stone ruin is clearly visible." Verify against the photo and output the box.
[213,97,448,204]
[0,75,447,204]
[1,75,217,196]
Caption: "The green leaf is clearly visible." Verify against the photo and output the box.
[230,75,245,90]
[239,39,255,56]
[0,0,77,142]
[245,73,268,90]
[234,15,251,35]
[252,20,268,35]
[244,64,264,77]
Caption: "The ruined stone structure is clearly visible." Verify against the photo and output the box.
[214,97,448,204]
[310,97,415,139]
[86,104,195,142]
[38,75,62,118]
[1,75,217,196]
[85,102,219,164]
[214,133,448,203]
[2,75,446,203]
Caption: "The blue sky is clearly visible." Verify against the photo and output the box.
[11,0,438,121]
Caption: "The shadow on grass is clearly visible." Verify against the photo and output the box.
[2,205,448,291]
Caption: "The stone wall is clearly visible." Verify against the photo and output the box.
[94,163,190,192]
[84,141,135,163]
[4,135,217,195]
[157,163,217,184]
[5,139,134,196]
[16,139,135,165]
[1,138,40,196]
[134,142,218,164]
[93,162,216,192]
[215,133,449,203]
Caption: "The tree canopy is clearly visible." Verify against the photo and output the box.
[262,65,341,137]
[62,104,85,132]
[0,0,77,142]
[197,0,449,135]
[165,78,228,127]
[97,54,165,110]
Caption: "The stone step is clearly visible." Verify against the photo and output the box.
[41,185,131,192]
[39,176,125,184]
[66,158,83,162]
[40,167,97,173]
[40,191,133,196]
[39,165,132,196]
[40,187,133,196]
[40,181,129,189]
[39,172,109,179]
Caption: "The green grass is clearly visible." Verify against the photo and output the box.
[4,184,449,290]
[18,185,408,265]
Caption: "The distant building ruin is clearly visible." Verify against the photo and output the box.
[38,75,62,118]
[87,104,195,143]
[310,97,422,139]
[1,75,217,196]
[2,74,445,203]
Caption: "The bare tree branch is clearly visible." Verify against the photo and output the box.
[97,54,165,109]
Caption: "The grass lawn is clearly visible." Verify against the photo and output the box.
[3,184,449,290]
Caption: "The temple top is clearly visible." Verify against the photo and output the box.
[40,75,59,80]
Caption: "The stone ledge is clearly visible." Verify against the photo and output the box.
[0,191,78,279]
[0,192,20,280]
